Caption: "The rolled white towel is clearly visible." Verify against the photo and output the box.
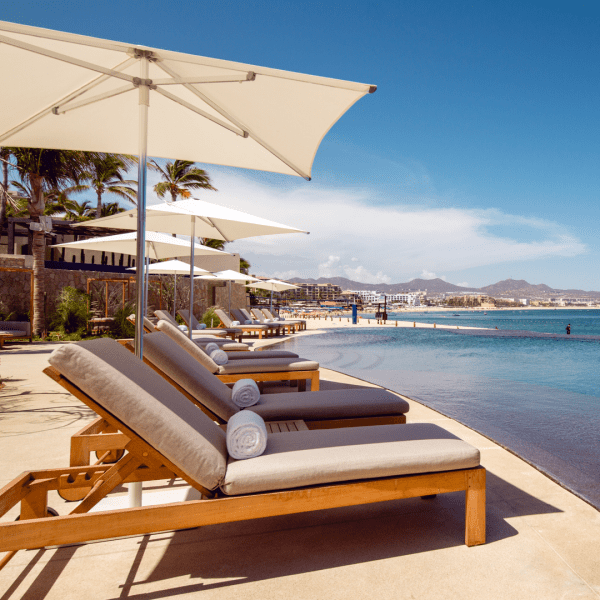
[210,349,228,365]
[226,410,267,460]
[231,378,261,408]
[230,320,240,326]
[178,324,188,332]
[263,318,272,322]
[197,323,207,330]
[204,342,220,354]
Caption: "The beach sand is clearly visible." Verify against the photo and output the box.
[1,337,599,599]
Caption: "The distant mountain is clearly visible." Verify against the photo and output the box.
[288,276,600,297]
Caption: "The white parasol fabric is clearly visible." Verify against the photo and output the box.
[247,279,299,310]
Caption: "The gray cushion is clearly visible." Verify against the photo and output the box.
[249,388,409,421]
[221,423,480,495]
[203,350,300,360]
[143,332,238,420]
[198,342,250,352]
[48,339,227,490]
[155,319,220,374]
[218,358,319,374]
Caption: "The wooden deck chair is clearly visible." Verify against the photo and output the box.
[215,308,273,339]
[127,313,158,333]
[177,309,243,342]
[248,308,295,334]
[0,340,485,572]
[262,307,307,330]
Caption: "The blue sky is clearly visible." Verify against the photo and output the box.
[5,0,600,290]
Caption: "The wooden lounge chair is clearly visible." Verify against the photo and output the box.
[262,307,307,330]
[177,309,243,342]
[248,308,296,334]
[215,308,274,339]
[154,310,238,341]
[155,319,320,391]
[0,340,485,571]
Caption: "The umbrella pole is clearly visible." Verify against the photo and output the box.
[173,274,177,318]
[131,54,150,509]
[228,280,231,317]
[188,218,195,339]
[270,289,273,312]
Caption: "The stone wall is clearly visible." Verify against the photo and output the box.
[0,255,249,326]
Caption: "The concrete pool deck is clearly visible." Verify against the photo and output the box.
[1,336,599,599]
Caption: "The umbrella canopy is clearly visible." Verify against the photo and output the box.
[126,259,211,275]
[80,198,308,241]
[0,20,375,179]
[53,231,227,260]
[248,279,299,292]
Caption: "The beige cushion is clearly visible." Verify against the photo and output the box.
[250,388,409,421]
[218,358,319,374]
[48,339,227,490]
[198,342,250,352]
[143,332,238,420]
[221,423,480,495]
[155,319,220,374]
[203,350,299,360]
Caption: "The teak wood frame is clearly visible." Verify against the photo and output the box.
[0,366,485,571]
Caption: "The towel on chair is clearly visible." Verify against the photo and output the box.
[196,323,207,330]
[231,320,240,326]
[231,378,261,408]
[210,349,228,365]
[226,410,267,460]
[178,324,188,332]
[245,320,253,324]
[204,342,220,354]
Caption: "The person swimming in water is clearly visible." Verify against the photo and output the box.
[566,324,571,335]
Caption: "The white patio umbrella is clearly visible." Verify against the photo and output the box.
[247,279,299,311]
[126,259,211,318]
[0,19,375,357]
[80,197,308,337]
[196,269,259,317]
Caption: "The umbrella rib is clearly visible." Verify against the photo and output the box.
[53,84,136,115]
[154,87,245,137]
[156,62,311,180]
[0,33,137,84]
[0,56,137,143]
[151,74,254,85]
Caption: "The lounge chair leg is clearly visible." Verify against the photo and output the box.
[465,468,486,546]
[298,379,306,392]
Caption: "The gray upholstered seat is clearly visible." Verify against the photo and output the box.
[155,310,228,338]
[222,423,480,495]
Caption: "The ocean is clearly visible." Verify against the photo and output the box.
[279,309,600,509]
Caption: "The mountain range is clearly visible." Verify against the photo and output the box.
[288,277,600,298]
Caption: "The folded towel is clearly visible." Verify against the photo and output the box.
[210,349,228,365]
[178,324,188,332]
[231,320,240,326]
[231,378,261,408]
[197,323,207,330]
[264,318,272,322]
[226,410,267,460]
[204,342,220,354]
[245,319,253,324]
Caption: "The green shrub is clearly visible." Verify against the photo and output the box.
[109,303,136,339]
[201,306,221,328]
[51,287,90,334]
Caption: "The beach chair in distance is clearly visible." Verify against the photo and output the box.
[154,310,233,340]
[0,340,485,571]
[177,308,243,342]
[127,313,158,333]
[215,308,272,339]
[262,307,307,331]
[248,308,296,335]
[154,320,320,391]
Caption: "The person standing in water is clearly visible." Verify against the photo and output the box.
[566,324,571,335]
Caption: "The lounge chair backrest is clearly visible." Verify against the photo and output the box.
[231,308,249,323]
[262,309,277,320]
[154,310,178,326]
[251,308,267,322]
[240,308,253,321]
[143,332,239,420]
[48,339,227,490]
[178,309,202,330]
[214,309,234,327]
[155,320,220,374]
[128,314,158,333]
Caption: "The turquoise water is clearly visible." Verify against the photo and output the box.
[280,309,600,509]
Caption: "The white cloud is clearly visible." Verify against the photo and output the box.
[456,282,470,287]
[158,169,586,284]
[420,270,441,280]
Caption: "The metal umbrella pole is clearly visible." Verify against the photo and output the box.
[173,274,177,318]
[188,217,196,339]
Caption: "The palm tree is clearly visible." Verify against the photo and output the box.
[200,237,227,250]
[150,159,216,203]
[0,148,11,233]
[64,199,95,221]
[80,153,137,218]
[100,201,125,217]
[9,148,86,335]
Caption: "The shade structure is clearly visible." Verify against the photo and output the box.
[247,279,299,310]
[126,259,212,318]
[80,198,309,241]
[53,231,226,260]
[197,270,259,316]
[0,19,374,357]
